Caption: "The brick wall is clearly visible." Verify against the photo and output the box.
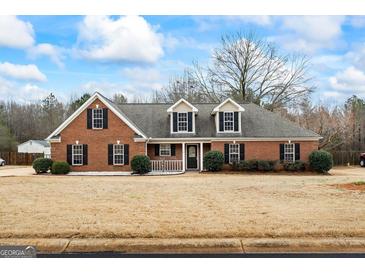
[51,98,145,171]
[147,144,183,160]
[211,140,319,163]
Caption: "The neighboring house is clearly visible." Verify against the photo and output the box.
[46,92,321,172]
[17,140,51,158]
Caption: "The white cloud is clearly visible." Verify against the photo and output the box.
[329,66,365,94]
[0,77,49,102]
[121,67,161,83]
[27,43,65,68]
[0,16,34,49]
[229,16,272,26]
[76,16,164,63]
[271,16,346,53]
[0,62,47,82]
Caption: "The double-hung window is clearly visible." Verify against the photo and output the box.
[224,112,234,131]
[72,144,83,165]
[160,144,171,156]
[284,143,295,162]
[178,112,188,132]
[92,108,103,129]
[229,144,240,164]
[113,144,124,165]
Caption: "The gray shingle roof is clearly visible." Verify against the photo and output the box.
[113,102,320,139]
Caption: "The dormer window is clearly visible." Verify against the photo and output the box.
[92,108,103,129]
[167,98,198,134]
[178,112,188,132]
[224,112,234,131]
[212,98,245,134]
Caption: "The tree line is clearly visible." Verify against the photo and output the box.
[0,31,364,154]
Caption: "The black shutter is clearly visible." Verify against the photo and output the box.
[124,144,129,165]
[103,108,108,129]
[240,143,245,161]
[295,143,300,161]
[234,112,239,132]
[188,112,193,132]
[87,109,92,129]
[171,144,176,156]
[280,144,284,161]
[224,143,229,164]
[108,144,113,165]
[67,144,72,165]
[83,144,88,165]
[173,112,177,132]
[155,144,160,156]
[219,112,224,131]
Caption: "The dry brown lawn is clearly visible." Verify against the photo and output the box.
[0,167,365,239]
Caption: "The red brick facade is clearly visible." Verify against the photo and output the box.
[51,99,145,171]
[211,140,319,166]
[51,97,319,172]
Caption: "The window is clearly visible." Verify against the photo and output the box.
[229,144,240,164]
[72,144,83,165]
[92,108,103,129]
[160,144,171,156]
[224,112,234,131]
[178,112,188,132]
[284,143,295,162]
[113,144,124,165]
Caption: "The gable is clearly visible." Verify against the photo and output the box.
[46,92,147,141]
[174,101,194,112]
[219,101,240,112]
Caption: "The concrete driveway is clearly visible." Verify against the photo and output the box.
[0,165,34,177]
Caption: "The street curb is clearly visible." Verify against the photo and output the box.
[1,238,365,254]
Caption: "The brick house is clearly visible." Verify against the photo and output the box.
[46,92,321,172]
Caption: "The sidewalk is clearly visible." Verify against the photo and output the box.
[1,237,365,254]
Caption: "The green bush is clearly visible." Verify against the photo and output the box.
[51,161,70,174]
[131,155,151,175]
[204,150,224,171]
[32,157,53,174]
[284,160,306,172]
[238,160,252,171]
[309,150,333,173]
[257,160,276,171]
[247,159,258,171]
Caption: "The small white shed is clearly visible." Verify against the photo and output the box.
[17,140,51,158]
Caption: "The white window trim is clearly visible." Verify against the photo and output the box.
[72,144,83,166]
[159,144,171,156]
[284,143,295,163]
[92,108,103,129]
[113,144,124,165]
[223,111,235,132]
[228,143,240,164]
[177,112,188,133]
[216,111,241,133]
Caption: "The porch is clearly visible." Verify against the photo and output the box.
[147,143,211,173]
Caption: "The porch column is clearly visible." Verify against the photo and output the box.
[182,142,186,171]
[200,142,204,171]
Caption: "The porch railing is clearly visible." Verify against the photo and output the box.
[151,160,183,172]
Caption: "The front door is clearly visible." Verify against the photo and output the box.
[187,145,198,169]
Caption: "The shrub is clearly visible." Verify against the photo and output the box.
[284,160,306,172]
[309,150,333,173]
[131,155,151,175]
[247,159,258,171]
[238,160,252,171]
[32,157,53,174]
[204,150,224,171]
[51,161,70,174]
[257,160,276,171]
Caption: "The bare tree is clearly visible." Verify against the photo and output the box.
[198,31,315,109]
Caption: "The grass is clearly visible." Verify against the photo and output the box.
[353,181,365,185]
[1,170,365,239]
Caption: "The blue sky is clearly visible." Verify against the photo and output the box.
[1,15,365,104]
